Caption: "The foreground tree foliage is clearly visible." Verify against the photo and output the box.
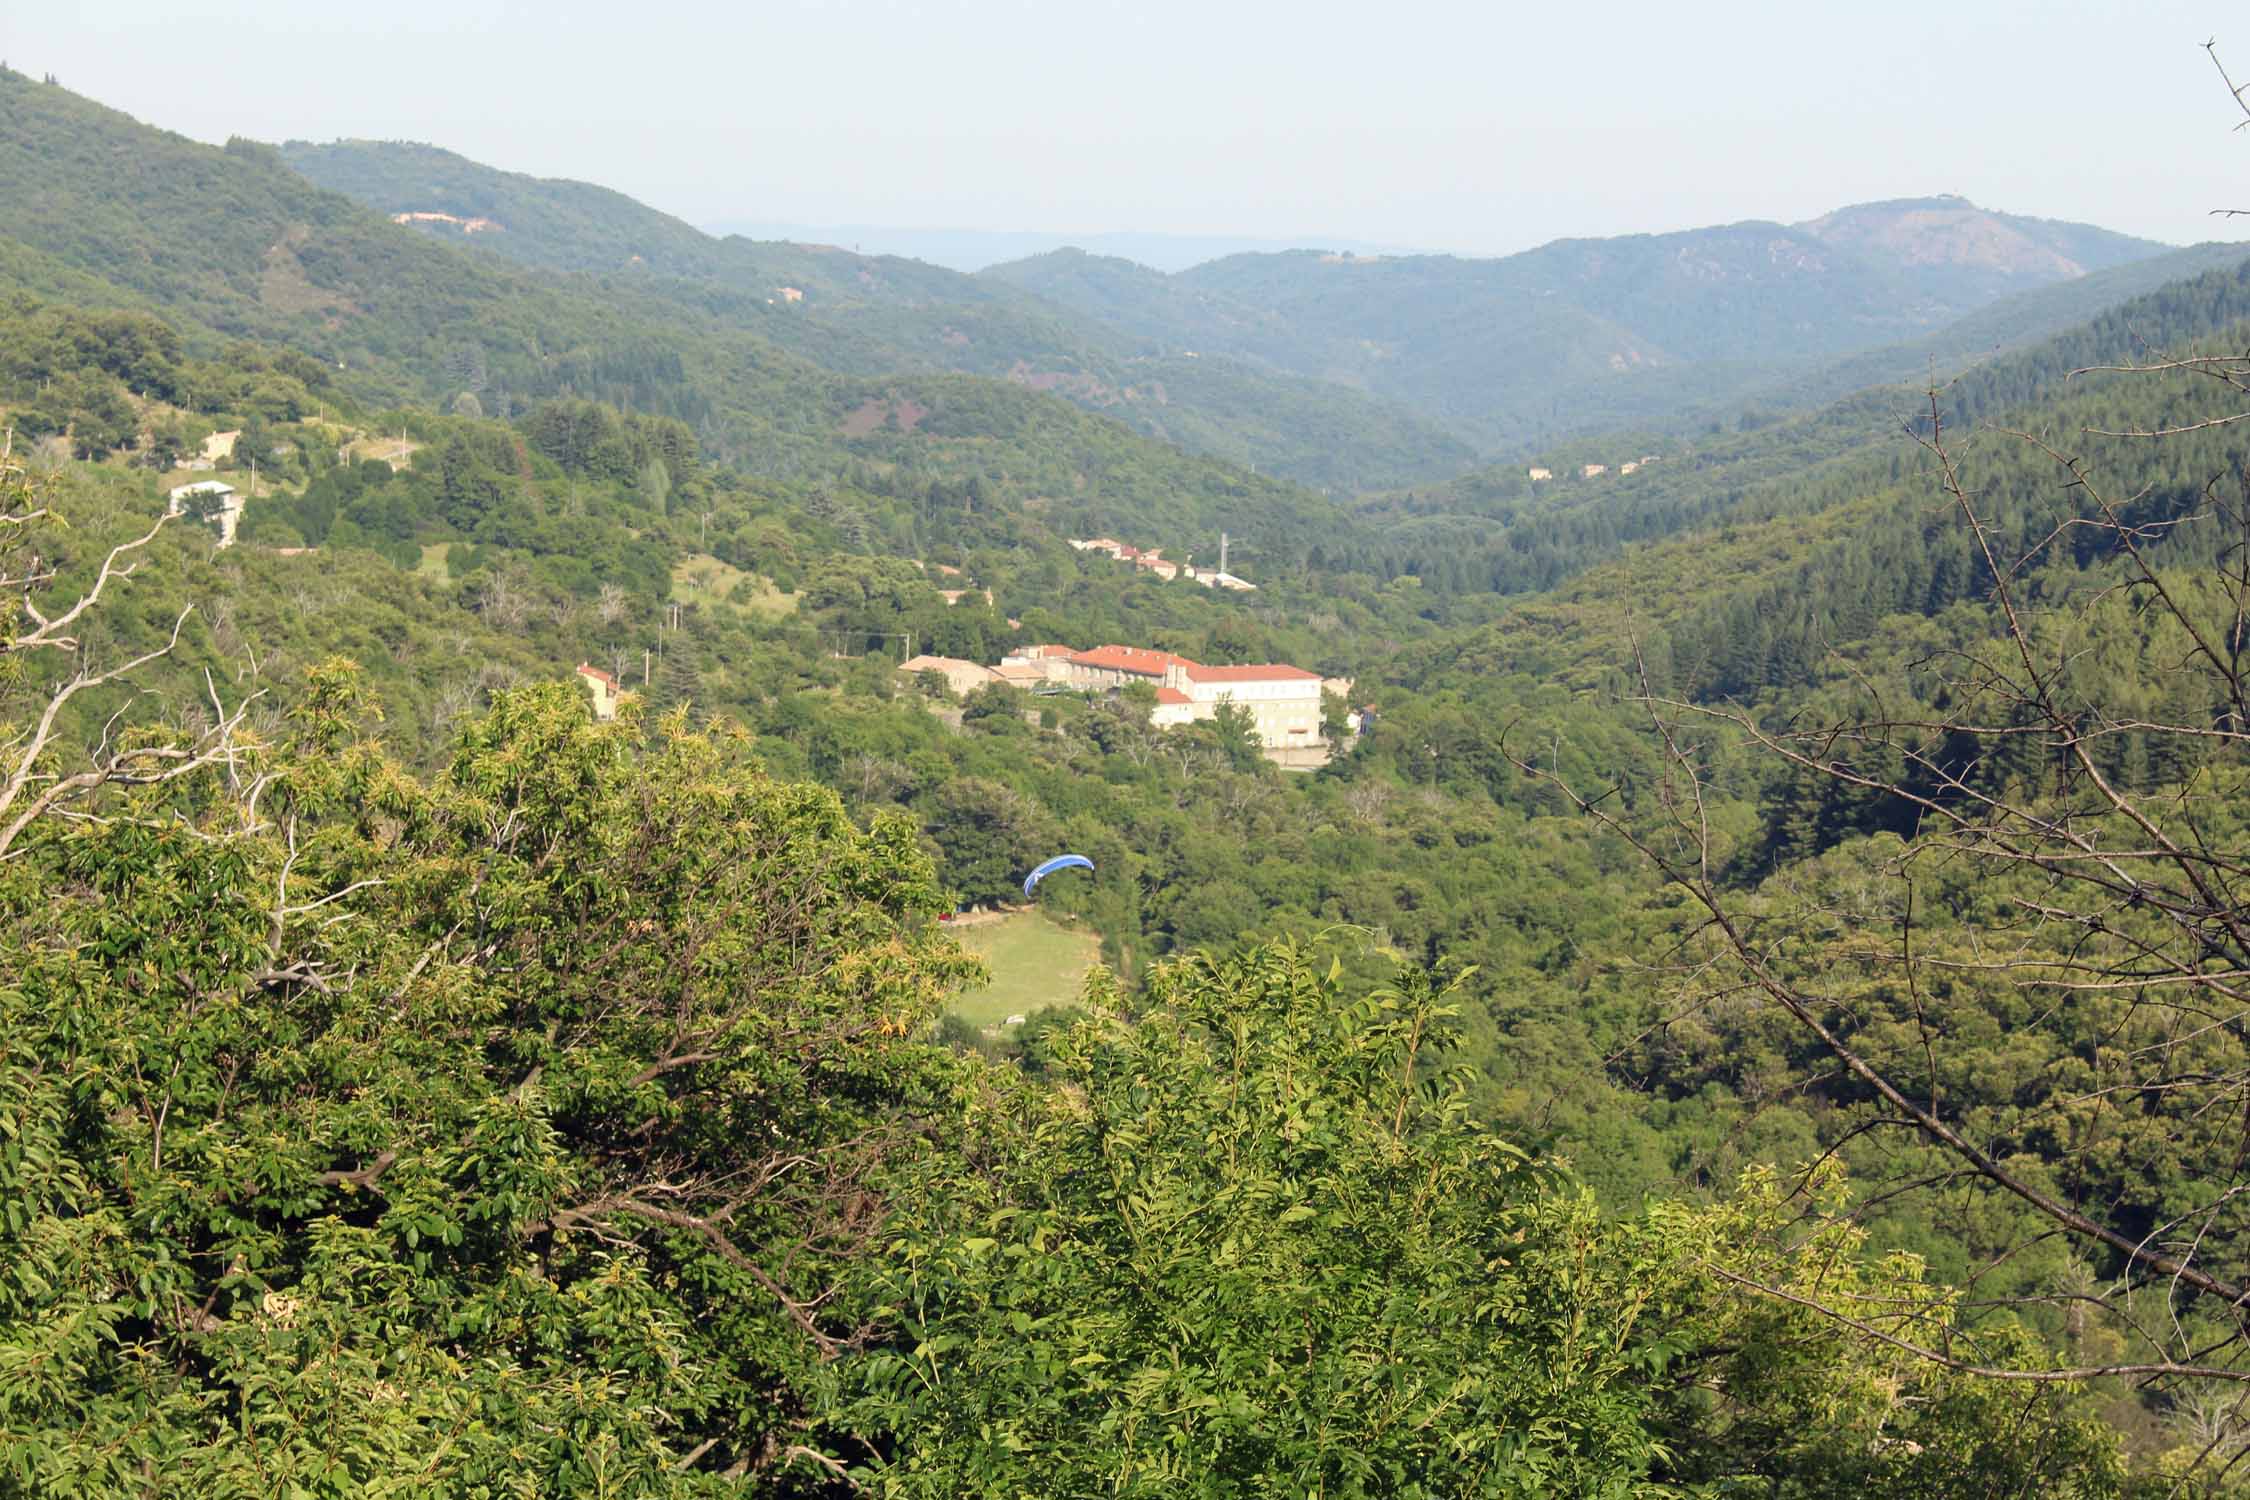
[843,945,2126,1498]
[0,626,980,1489]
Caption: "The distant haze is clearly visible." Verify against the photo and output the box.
[701,224,1436,274]
[2,0,2243,254]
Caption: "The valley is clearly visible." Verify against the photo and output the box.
[6,50,2250,1495]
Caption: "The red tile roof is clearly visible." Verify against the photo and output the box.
[1070,645,1194,676]
[1154,687,1192,705]
[577,662,620,688]
[1182,663,1321,684]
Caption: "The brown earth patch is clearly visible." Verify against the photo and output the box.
[839,396,930,438]
[1007,361,1119,406]
[260,231,360,321]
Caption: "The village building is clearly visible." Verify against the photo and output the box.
[1179,662,1325,752]
[997,645,1075,685]
[1619,461,1640,475]
[898,654,1001,697]
[166,480,243,547]
[1133,554,1180,581]
[1527,467,1553,482]
[576,663,622,721]
[1150,686,1198,728]
[992,662,1054,690]
[1071,537,1183,581]
[1056,644,1195,692]
[1580,463,1608,479]
[980,641,1343,763]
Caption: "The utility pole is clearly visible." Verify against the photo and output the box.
[1219,531,1228,577]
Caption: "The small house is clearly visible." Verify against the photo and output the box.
[898,654,1001,697]
[166,480,243,547]
[577,663,622,721]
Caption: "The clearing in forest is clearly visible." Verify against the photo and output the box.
[671,553,798,616]
[345,435,420,469]
[945,911,1100,1029]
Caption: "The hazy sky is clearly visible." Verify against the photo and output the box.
[5,0,2244,255]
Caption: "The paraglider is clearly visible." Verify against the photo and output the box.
[1022,854,1093,898]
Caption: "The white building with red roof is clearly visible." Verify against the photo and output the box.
[576,663,623,721]
[1149,685,1199,728]
[1179,662,1324,750]
[985,642,1335,755]
[1060,645,1196,691]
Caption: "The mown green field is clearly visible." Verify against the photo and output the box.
[945,911,1100,1029]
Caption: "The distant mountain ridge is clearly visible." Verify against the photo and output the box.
[987,198,2187,454]
[269,133,2231,483]
[697,223,1434,274]
[1794,194,2145,280]
[276,139,1477,491]
[0,72,1379,548]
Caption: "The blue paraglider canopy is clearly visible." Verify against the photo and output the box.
[1023,854,1094,898]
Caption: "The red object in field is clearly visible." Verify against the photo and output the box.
[938,912,954,921]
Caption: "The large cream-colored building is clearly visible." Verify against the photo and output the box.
[1177,662,1325,751]
[1056,644,1195,692]
[993,644,1328,752]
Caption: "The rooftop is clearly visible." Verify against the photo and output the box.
[1070,644,1195,676]
[1182,663,1322,684]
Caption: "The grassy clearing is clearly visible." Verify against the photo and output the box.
[345,436,420,469]
[946,912,1101,1030]
[416,543,455,583]
[671,553,798,617]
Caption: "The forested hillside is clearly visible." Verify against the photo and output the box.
[987,198,2197,454]
[1337,251,2250,603]
[17,52,2250,1498]
[0,70,1395,548]
[275,137,1475,491]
